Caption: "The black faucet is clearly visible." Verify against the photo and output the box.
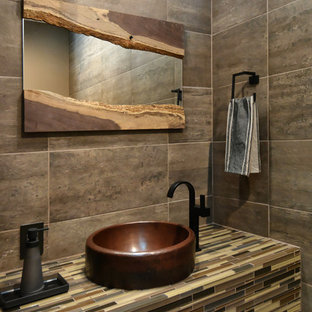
[167,181,210,252]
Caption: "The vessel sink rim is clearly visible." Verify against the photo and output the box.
[86,221,195,256]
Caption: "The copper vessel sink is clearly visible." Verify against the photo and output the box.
[85,221,195,290]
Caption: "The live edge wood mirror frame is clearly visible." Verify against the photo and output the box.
[23,0,185,132]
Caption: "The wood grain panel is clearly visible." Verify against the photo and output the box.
[24,90,185,132]
[23,0,184,58]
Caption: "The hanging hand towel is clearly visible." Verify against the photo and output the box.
[225,94,260,176]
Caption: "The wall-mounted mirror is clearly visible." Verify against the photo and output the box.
[24,20,182,106]
[23,0,185,132]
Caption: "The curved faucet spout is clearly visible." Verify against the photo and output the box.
[167,181,195,208]
[167,181,200,251]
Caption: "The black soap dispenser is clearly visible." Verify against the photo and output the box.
[0,223,69,310]
[20,227,48,295]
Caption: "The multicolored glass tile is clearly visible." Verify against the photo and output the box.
[0,224,301,311]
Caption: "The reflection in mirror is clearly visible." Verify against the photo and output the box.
[23,20,182,107]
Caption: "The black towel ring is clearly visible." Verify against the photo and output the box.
[231,71,259,101]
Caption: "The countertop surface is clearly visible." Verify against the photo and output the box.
[0,223,301,312]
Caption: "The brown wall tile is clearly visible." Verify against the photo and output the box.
[169,196,211,226]
[213,78,268,141]
[270,206,312,284]
[50,145,168,222]
[213,142,268,204]
[131,57,178,105]
[0,0,214,274]
[0,230,21,272]
[269,67,312,140]
[48,204,168,259]
[0,78,48,153]
[0,0,22,77]
[214,197,269,237]
[0,0,215,275]
[169,200,189,226]
[270,141,312,212]
[213,15,267,88]
[269,0,295,11]
[49,132,168,151]
[302,283,312,312]
[62,0,168,20]
[0,153,48,231]
[183,32,211,88]
[167,0,211,34]
[212,0,266,34]
[169,88,212,143]
[269,0,312,75]
[169,143,212,201]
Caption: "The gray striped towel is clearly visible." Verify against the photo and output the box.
[225,95,260,176]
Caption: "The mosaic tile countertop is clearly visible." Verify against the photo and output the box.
[0,224,301,312]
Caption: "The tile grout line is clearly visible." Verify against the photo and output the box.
[270,204,312,215]
[266,0,271,238]
[0,196,213,235]
[268,0,301,14]
[48,199,207,225]
[215,62,312,90]
[184,29,211,36]
[0,142,214,157]
[213,139,312,143]
[213,195,269,207]
[47,138,50,227]
[269,64,312,78]
[211,0,214,222]
[0,151,48,157]
[212,11,267,37]
[167,130,170,222]
[215,76,269,90]
[183,86,212,90]
[212,0,301,37]
[0,76,22,79]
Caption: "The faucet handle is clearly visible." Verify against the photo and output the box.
[200,195,205,209]
[198,195,210,217]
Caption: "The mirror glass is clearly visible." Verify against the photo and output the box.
[23,19,182,106]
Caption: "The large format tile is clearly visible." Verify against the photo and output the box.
[62,0,167,20]
[0,230,21,272]
[269,67,312,140]
[214,197,269,237]
[213,78,268,141]
[269,0,312,75]
[0,153,48,231]
[213,142,269,204]
[183,32,211,88]
[270,206,312,284]
[69,38,132,99]
[213,15,267,88]
[50,145,168,222]
[49,132,168,151]
[169,88,212,143]
[0,0,22,77]
[131,56,177,105]
[270,141,312,212]
[212,0,266,34]
[303,283,312,312]
[48,204,168,259]
[269,0,295,10]
[169,197,212,226]
[167,0,211,34]
[169,143,212,201]
[0,78,48,153]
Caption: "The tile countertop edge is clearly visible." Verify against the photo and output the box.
[0,223,301,312]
